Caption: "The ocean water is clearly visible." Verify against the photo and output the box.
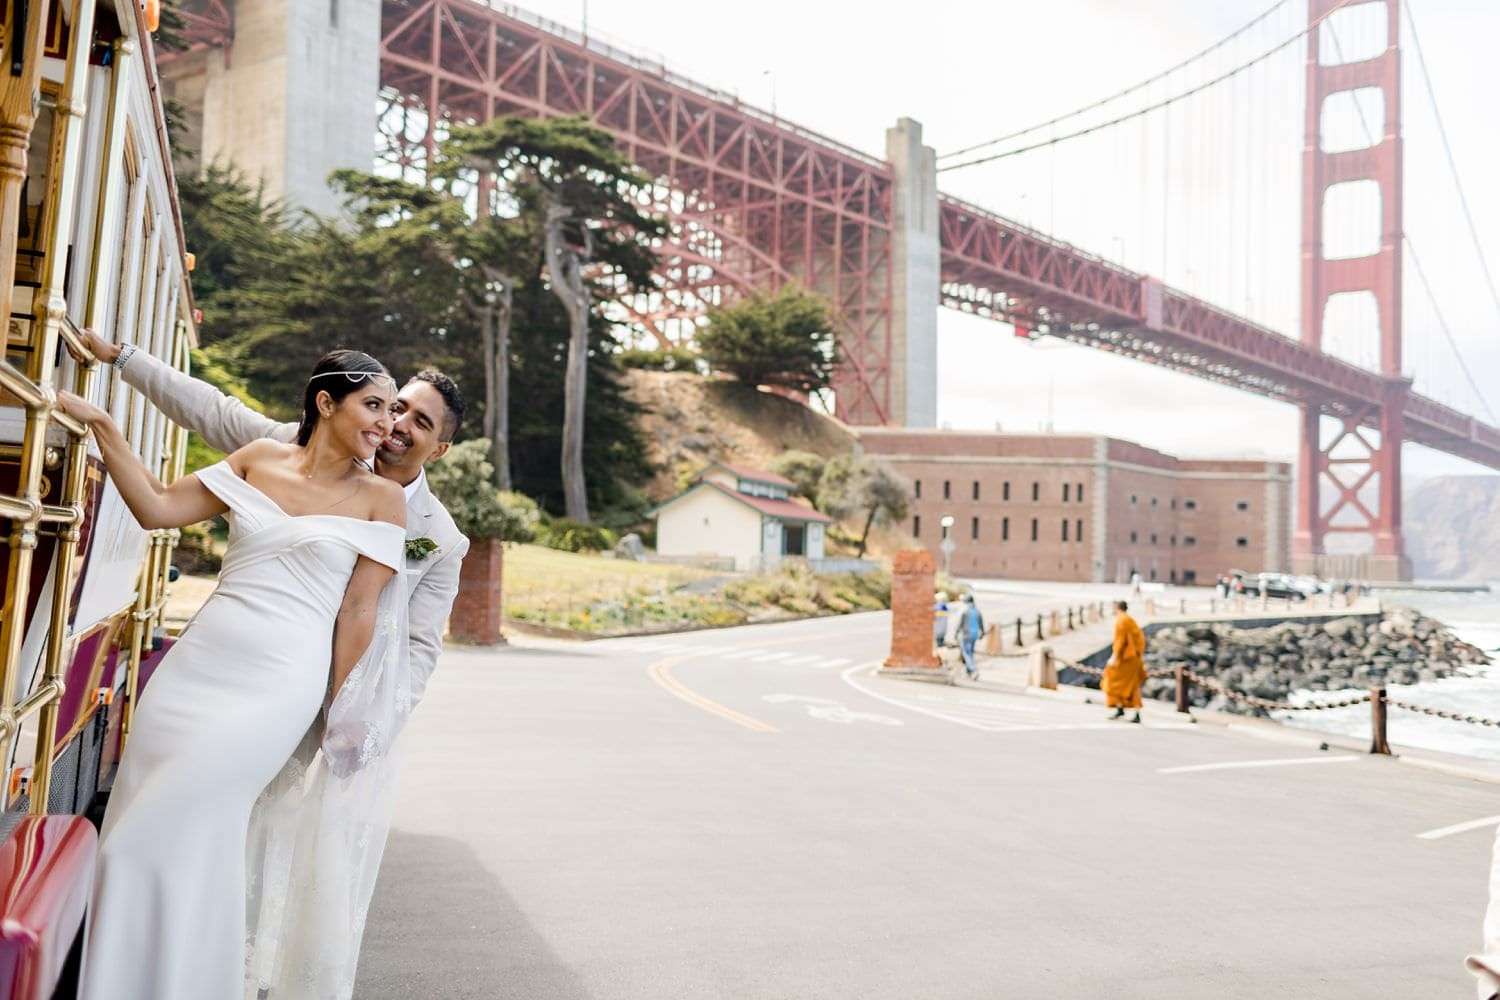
[1278,588,1500,761]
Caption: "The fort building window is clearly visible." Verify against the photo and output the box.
[972,481,980,501]
[1151,497,1158,508]
[1061,519,1068,542]
[914,480,921,498]
[971,516,979,540]
[1031,482,1040,502]
[1236,536,1249,548]
[1184,499,1197,510]
[944,480,951,500]
[1129,530,1138,544]
[1149,533,1157,545]
[1183,536,1196,546]
[1062,483,1071,502]
[1130,494,1138,505]
[1030,518,1039,541]
[1003,481,1011,501]
[1002,517,1010,541]
[1076,518,1083,540]
[913,516,921,538]
[1077,483,1084,503]
[1236,500,1250,512]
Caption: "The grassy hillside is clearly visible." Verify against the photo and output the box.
[623,370,856,502]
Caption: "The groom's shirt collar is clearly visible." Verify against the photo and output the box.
[403,468,427,504]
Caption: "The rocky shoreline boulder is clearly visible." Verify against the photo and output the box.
[1076,608,1489,716]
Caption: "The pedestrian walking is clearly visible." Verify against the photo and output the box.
[1103,600,1146,723]
[1130,570,1142,595]
[932,591,949,649]
[958,593,984,680]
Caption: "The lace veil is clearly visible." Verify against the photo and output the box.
[243,565,414,1000]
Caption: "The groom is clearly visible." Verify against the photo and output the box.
[75,331,469,703]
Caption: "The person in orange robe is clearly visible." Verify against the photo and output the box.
[1103,600,1147,723]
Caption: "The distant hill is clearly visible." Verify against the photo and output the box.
[1404,475,1500,581]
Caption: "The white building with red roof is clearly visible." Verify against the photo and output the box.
[649,462,832,571]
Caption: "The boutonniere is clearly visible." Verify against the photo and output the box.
[405,537,439,561]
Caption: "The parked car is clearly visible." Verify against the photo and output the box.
[1254,573,1308,601]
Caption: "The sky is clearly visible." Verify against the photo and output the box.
[515,0,1500,482]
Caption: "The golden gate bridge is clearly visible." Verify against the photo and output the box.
[163,0,1500,582]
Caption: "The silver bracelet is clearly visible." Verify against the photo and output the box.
[113,343,136,372]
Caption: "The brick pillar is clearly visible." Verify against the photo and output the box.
[450,536,506,645]
[881,549,941,675]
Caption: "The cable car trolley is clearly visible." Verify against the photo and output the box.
[0,1,195,993]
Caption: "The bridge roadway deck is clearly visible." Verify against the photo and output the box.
[357,603,1496,999]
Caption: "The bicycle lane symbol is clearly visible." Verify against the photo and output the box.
[761,694,904,726]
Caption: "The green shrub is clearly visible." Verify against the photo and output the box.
[617,346,701,372]
[427,439,540,541]
[538,518,617,553]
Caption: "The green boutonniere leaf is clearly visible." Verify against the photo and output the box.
[405,537,439,561]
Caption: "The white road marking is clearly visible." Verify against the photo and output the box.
[783,654,826,665]
[841,663,994,731]
[762,693,903,726]
[751,652,795,663]
[816,657,852,668]
[720,649,763,660]
[1157,755,1358,775]
[1416,815,1500,841]
[916,695,1043,714]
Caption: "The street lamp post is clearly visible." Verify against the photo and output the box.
[939,514,956,576]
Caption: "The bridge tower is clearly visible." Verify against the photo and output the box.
[1294,0,1411,581]
[157,0,384,218]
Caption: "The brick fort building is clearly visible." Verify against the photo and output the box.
[858,430,1291,585]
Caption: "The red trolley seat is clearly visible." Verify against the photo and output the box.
[0,816,97,1000]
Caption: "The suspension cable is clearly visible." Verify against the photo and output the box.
[1408,241,1499,423]
[1405,1,1500,338]
[1325,16,1496,420]
[939,0,1359,174]
[937,0,1289,162]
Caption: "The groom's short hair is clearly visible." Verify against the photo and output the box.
[408,369,465,441]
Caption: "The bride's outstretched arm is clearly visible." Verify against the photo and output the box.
[329,481,406,701]
[57,391,227,529]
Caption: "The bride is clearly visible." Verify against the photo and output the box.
[64,349,414,1000]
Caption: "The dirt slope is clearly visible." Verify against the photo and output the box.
[624,370,856,502]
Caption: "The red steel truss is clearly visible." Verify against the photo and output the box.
[937,194,1500,472]
[377,0,895,424]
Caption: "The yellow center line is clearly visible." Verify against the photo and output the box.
[646,656,779,734]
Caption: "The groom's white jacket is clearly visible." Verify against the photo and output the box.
[120,349,469,704]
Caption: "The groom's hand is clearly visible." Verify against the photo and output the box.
[66,328,121,366]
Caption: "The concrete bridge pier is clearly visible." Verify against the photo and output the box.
[158,0,383,218]
[884,117,939,429]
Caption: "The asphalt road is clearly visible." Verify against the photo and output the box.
[355,602,1498,999]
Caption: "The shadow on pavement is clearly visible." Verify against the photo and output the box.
[355,830,594,1000]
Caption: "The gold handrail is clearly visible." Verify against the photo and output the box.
[0,0,101,814]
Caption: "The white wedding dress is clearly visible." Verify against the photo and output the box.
[78,461,413,1000]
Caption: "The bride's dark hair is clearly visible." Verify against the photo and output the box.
[296,350,392,446]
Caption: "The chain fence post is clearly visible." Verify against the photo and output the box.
[1034,614,1044,641]
[1370,687,1390,755]
[1067,607,1074,630]
[1175,665,1190,714]
[1015,617,1023,648]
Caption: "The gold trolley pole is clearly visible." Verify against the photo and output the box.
[0,0,100,813]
